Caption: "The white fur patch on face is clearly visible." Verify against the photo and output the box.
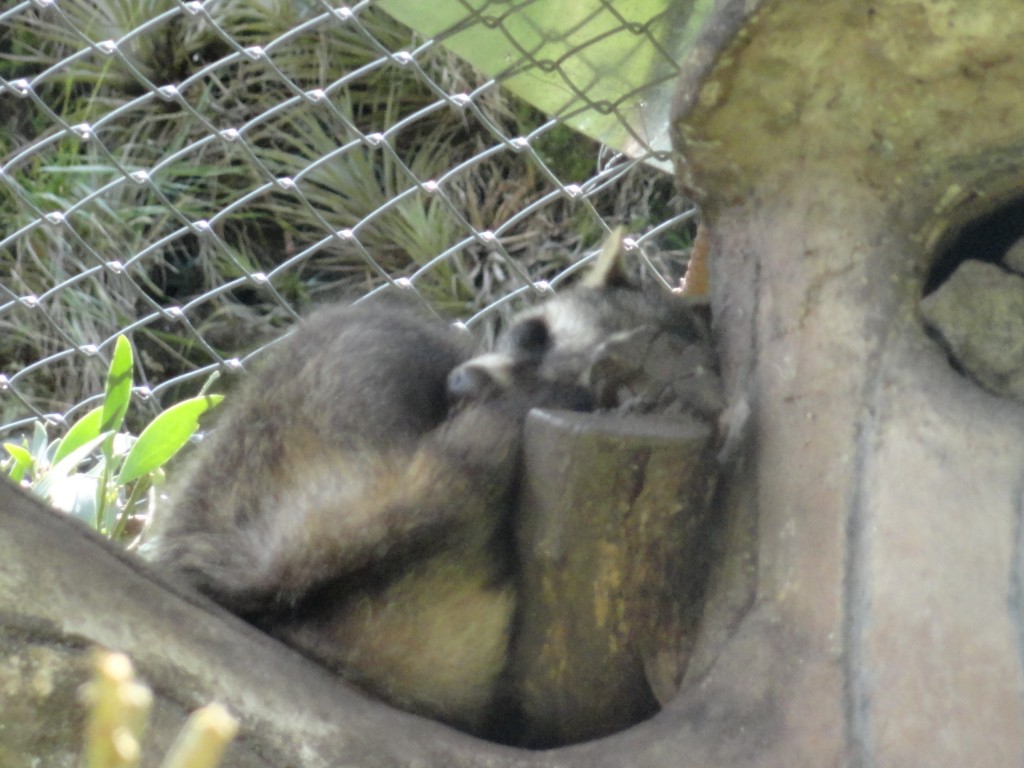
[539,299,604,354]
[446,351,517,404]
[457,353,513,387]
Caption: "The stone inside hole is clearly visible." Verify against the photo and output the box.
[920,195,1024,400]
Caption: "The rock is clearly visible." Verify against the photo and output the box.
[920,259,1024,400]
[1003,238,1024,276]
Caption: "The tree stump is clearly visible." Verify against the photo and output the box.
[512,410,719,747]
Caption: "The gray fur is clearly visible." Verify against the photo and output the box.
[143,248,717,741]
[143,299,528,734]
[451,283,713,413]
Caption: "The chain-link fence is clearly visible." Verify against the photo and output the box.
[0,0,699,437]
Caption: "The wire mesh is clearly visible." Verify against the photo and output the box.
[0,0,697,437]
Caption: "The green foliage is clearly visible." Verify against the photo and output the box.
[1,0,688,428]
[530,122,596,184]
[1,335,222,541]
[0,1,527,416]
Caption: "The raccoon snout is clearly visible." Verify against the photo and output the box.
[447,353,514,403]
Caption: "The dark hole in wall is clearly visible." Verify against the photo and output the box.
[923,195,1024,295]
[919,193,1024,401]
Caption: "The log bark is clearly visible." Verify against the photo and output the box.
[512,410,719,747]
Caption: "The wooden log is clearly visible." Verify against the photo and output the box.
[513,409,719,747]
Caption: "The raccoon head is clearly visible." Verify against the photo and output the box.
[445,311,595,413]
[448,228,711,413]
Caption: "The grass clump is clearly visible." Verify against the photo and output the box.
[0,0,692,429]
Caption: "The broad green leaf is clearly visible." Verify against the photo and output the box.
[101,336,133,434]
[116,395,223,485]
[3,443,34,483]
[378,0,715,171]
[52,406,104,465]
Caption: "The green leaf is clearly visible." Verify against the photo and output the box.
[34,432,111,502]
[116,395,223,485]
[101,336,134,434]
[52,406,104,465]
[3,443,34,483]
[30,421,48,459]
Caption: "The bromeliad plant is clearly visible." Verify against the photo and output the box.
[2,335,222,542]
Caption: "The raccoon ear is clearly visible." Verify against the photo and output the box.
[582,226,631,288]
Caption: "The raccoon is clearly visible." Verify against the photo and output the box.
[143,230,718,740]
[142,296,587,736]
